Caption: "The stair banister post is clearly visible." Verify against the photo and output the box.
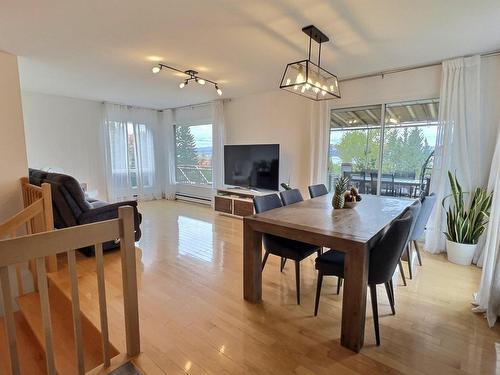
[118,206,140,356]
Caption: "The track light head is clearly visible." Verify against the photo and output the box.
[216,85,222,96]
[198,78,206,85]
[179,80,188,89]
[152,65,161,74]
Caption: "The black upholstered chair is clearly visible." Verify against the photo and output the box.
[29,168,142,255]
[308,184,328,198]
[408,193,436,266]
[314,209,414,345]
[399,199,422,282]
[279,188,304,206]
[253,194,321,304]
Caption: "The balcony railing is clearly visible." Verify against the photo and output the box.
[176,165,212,185]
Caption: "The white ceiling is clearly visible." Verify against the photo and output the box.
[1,0,500,109]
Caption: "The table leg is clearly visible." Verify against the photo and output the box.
[243,220,262,303]
[341,248,369,352]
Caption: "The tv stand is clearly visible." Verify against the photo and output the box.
[214,187,278,218]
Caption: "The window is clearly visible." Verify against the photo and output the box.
[107,121,156,190]
[175,124,213,185]
[328,99,438,197]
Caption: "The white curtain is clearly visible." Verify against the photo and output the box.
[212,100,226,190]
[103,103,161,202]
[425,56,481,253]
[309,101,330,186]
[161,109,177,200]
[473,129,500,326]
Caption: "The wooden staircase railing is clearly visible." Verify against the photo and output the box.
[0,206,140,375]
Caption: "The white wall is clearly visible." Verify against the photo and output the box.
[0,51,28,222]
[224,90,312,192]
[22,92,107,199]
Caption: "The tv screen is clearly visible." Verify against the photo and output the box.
[224,144,280,190]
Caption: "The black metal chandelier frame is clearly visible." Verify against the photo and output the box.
[279,25,340,100]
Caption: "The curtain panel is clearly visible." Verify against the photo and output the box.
[425,56,481,254]
[212,100,226,190]
[473,129,500,326]
[103,103,162,202]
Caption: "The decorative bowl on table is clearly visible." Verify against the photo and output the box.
[343,188,362,209]
[343,201,358,209]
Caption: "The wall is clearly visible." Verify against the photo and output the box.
[0,51,28,222]
[21,92,107,199]
[224,90,312,192]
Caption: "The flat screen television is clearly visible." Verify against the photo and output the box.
[224,144,279,191]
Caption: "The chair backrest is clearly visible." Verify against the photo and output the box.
[280,188,303,206]
[308,184,328,198]
[368,209,414,284]
[404,199,421,247]
[410,193,436,241]
[253,194,282,214]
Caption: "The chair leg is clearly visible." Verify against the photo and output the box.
[414,240,423,266]
[369,284,380,346]
[314,271,323,316]
[398,260,407,286]
[294,261,301,305]
[385,282,395,315]
[280,257,287,272]
[336,277,343,295]
[262,251,270,271]
[406,244,413,279]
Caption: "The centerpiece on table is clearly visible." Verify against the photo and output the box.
[332,177,362,209]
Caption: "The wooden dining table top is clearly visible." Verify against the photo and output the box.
[246,193,415,250]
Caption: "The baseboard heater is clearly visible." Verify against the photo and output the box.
[175,193,212,206]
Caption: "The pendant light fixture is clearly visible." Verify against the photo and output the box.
[280,25,340,101]
[151,63,222,96]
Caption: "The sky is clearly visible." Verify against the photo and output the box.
[190,124,213,149]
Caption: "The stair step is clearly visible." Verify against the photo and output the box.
[0,312,47,375]
[17,286,119,374]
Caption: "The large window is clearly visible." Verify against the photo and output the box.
[328,99,438,197]
[175,124,213,185]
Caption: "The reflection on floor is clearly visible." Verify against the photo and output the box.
[64,200,499,374]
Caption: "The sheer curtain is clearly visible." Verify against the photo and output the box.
[212,100,225,190]
[473,129,500,326]
[161,109,177,200]
[103,103,161,202]
[425,56,481,253]
[309,101,330,186]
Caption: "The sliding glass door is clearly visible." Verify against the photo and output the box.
[328,105,382,194]
[328,99,439,197]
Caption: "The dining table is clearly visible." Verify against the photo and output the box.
[243,193,414,352]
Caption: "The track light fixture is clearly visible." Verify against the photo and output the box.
[151,63,222,96]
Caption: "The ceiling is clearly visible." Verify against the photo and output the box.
[1,0,499,109]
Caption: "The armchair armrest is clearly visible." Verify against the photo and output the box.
[78,201,139,225]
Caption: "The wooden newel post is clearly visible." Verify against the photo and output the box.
[41,183,58,272]
[118,206,140,356]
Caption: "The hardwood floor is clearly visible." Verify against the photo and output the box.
[55,200,499,374]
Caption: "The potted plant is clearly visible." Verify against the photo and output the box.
[443,171,493,265]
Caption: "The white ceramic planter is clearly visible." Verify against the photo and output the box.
[446,239,477,265]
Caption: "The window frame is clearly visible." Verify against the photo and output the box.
[328,98,439,196]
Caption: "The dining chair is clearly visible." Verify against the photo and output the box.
[280,188,304,205]
[308,184,328,198]
[253,194,321,305]
[313,209,414,345]
[408,193,436,266]
[400,199,422,280]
